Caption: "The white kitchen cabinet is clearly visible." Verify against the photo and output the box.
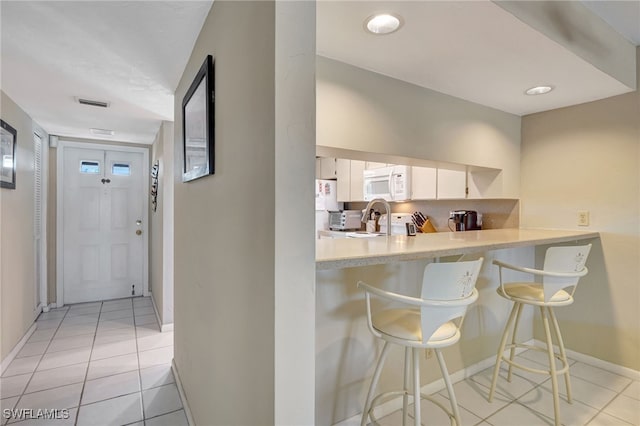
[365,161,388,170]
[335,159,365,202]
[467,168,502,199]
[437,166,467,199]
[316,157,337,180]
[350,160,365,201]
[411,166,437,200]
[336,159,351,202]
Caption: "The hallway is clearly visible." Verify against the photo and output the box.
[0,297,183,425]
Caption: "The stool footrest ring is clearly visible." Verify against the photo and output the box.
[502,343,570,376]
[367,390,458,426]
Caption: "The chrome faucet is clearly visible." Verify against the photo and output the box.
[361,198,392,236]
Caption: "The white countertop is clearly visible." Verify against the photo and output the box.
[316,228,599,270]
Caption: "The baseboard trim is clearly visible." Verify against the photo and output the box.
[150,292,174,333]
[531,339,640,381]
[333,339,640,426]
[1,322,37,375]
[332,341,533,426]
[172,359,195,426]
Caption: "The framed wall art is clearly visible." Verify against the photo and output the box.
[1,119,17,189]
[182,54,215,182]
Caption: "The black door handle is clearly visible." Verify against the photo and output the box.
[101,178,111,184]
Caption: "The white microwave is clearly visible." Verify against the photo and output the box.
[363,165,411,201]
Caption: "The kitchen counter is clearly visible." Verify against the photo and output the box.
[316,228,599,270]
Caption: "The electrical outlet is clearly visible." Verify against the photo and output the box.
[425,349,433,359]
[577,211,589,226]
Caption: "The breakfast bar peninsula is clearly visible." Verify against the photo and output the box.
[315,228,599,425]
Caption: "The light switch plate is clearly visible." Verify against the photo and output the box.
[577,210,589,226]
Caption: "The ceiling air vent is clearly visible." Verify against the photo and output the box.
[76,97,110,108]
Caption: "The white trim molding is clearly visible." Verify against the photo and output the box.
[333,340,533,426]
[0,323,37,375]
[172,359,194,426]
[56,140,150,307]
[532,340,640,381]
[332,339,640,426]
[150,291,174,332]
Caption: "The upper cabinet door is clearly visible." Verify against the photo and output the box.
[411,166,437,200]
[350,160,365,201]
[437,166,467,199]
[316,157,338,180]
[335,159,351,202]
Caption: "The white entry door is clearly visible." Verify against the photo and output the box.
[62,146,145,304]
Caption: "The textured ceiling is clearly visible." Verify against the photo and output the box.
[0,1,637,144]
[1,1,212,144]
[317,1,638,116]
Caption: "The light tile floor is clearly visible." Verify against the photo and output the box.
[3,298,639,426]
[1,297,185,426]
[375,349,640,426]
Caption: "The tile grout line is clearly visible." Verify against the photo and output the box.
[143,407,185,423]
[2,299,164,426]
[133,298,146,423]
[74,301,104,426]
[8,306,71,424]
[585,380,637,426]
[480,380,553,425]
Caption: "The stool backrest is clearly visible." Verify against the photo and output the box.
[419,259,483,344]
[542,244,592,302]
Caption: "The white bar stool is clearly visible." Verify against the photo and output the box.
[357,258,484,426]
[488,244,592,426]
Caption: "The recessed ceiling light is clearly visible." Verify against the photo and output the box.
[525,85,553,95]
[90,128,115,136]
[365,13,403,35]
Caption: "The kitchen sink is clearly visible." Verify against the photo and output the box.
[345,231,385,238]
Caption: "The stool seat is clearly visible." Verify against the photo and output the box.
[373,309,459,344]
[497,283,574,306]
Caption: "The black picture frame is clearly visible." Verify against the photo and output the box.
[0,119,17,190]
[182,54,215,182]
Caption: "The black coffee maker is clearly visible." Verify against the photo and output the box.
[449,210,481,231]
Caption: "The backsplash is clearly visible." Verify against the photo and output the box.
[346,199,519,232]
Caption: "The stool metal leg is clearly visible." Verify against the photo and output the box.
[507,303,523,382]
[548,307,572,403]
[403,347,410,426]
[361,341,392,426]
[436,349,461,426]
[541,307,561,426]
[413,348,421,426]
[489,302,519,402]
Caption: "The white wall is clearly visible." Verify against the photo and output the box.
[173,2,315,424]
[161,122,174,325]
[150,121,174,327]
[520,47,640,370]
[150,126,164,317]
[0,91,38,361]
[274,1,316,423]
[316,56,522,198]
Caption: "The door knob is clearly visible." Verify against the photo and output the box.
[136,230,142,236]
